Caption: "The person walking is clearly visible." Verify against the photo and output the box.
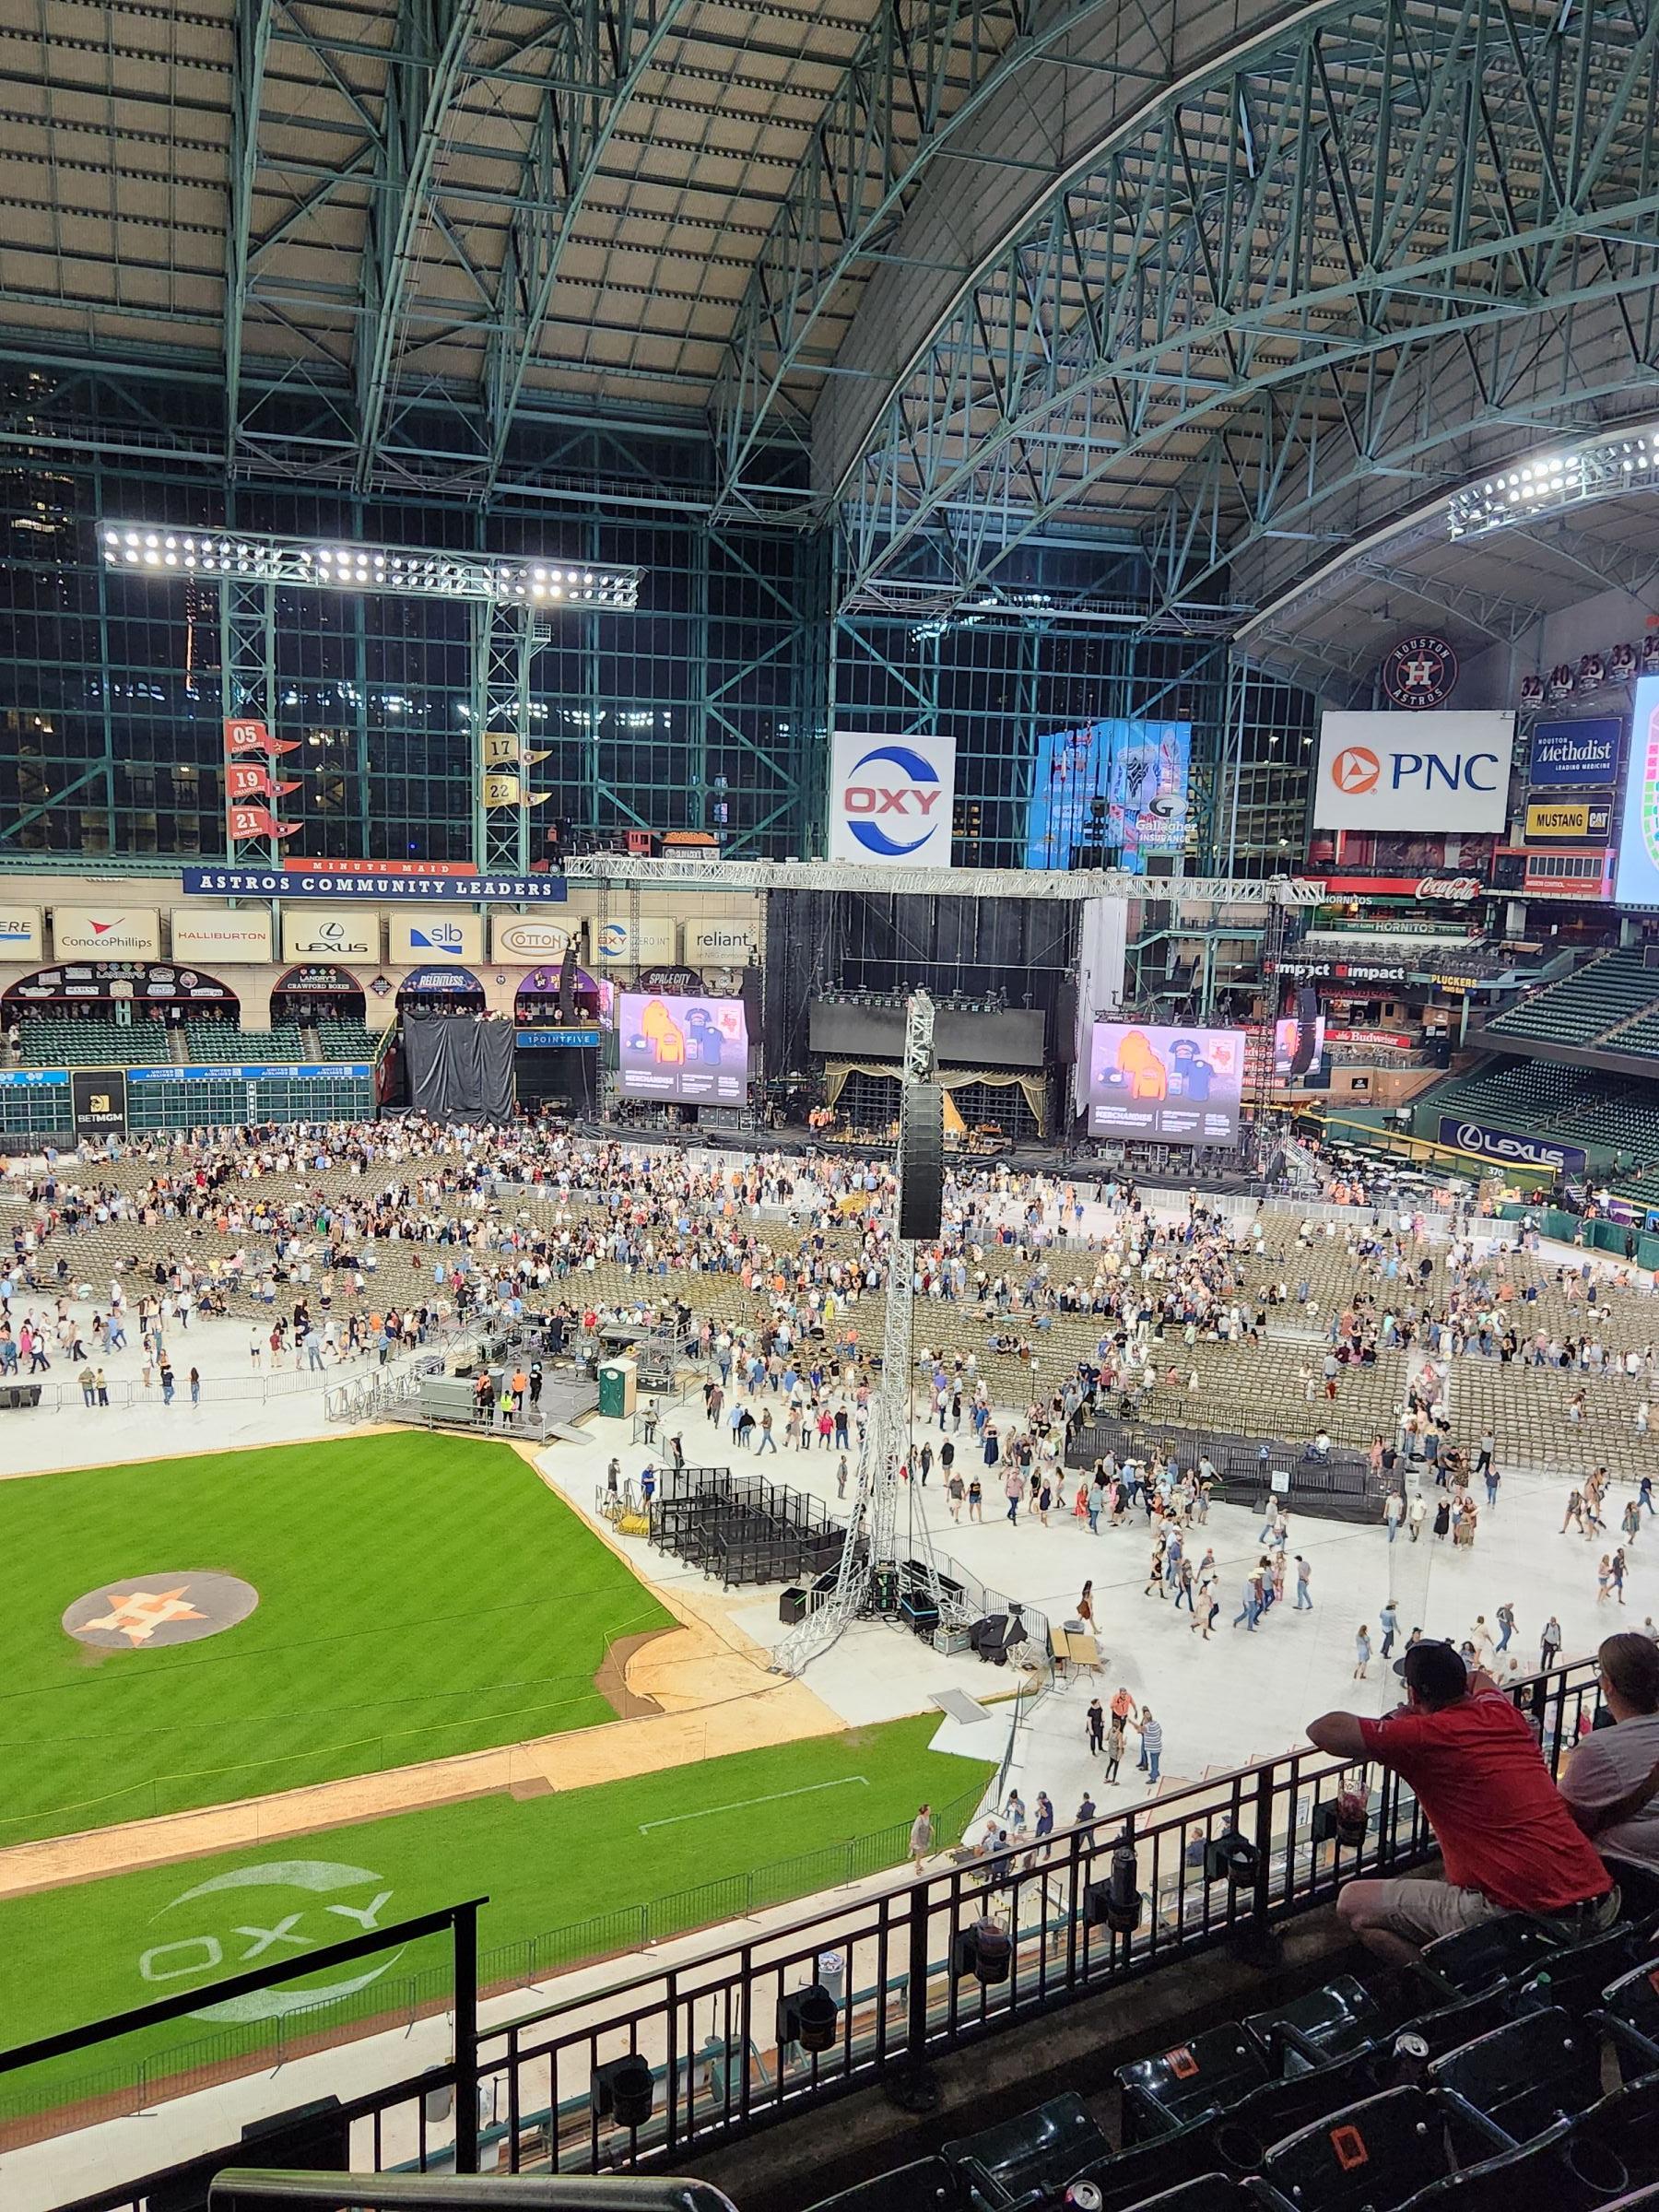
[1103,1710,1125,1784]
[188,1365,200,1406]
[1541,1614,1564,1671]
[1495,1601,1516,1655]
[909,1803,935,1871]
[1408,1492,1427,1543]
[1086,1696,1105,1755]
[1379,1597,1399,1660]
[1383,1490,1403,1545]
[1294,1554,1313,1611]
[1354,1625,1372,1679]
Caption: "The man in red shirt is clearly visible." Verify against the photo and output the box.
[1308,1640,1618,1964]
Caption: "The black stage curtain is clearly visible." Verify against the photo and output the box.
[402,1013,515,1123]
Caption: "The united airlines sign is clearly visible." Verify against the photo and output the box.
[1438,1115,1586,1176]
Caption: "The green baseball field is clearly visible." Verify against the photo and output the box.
[0,1430,673,1846]
[0,1715,993,2119]
[0,1434,997,2124]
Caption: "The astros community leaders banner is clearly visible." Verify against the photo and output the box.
[182,867,567,902]
[827,731,956,865]
[1312,712,1516,832]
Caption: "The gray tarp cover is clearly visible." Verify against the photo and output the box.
[402,1013,515,1123]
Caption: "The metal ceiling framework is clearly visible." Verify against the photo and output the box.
[2,0,1659,665]
[836,0,1659,624]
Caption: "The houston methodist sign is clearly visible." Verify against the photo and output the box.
[1313,712,1516,833]
[827,732,956,865]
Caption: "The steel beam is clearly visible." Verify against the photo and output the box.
[478,0,699,494]
[354,0,491,492]
[225,0,276,466]
[838,0,1659,614]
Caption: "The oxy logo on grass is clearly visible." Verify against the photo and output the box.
[139,1861,403,2021]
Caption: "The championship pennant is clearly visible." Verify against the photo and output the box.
[223,717,300,757]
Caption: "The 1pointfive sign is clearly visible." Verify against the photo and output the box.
[827,731,957,865]
[140,1861,403,2021]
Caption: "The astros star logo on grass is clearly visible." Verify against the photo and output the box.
[82,1586,206,1645]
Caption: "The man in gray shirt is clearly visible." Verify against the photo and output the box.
[1559,1631,1659,1917]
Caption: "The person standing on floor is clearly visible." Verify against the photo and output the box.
[1294,1554,1313,1610]
[1087,1696,1105,1755]
[1354,1625,1372,1679]
[1134,1706,1164,1784]
[1541,1614,1564,1671]
[1104,1709,1126,1784]
[908,1803,935,1871]
[1408,1492,1427,1543]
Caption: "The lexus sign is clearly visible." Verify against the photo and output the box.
[1438,1115,1585,1176]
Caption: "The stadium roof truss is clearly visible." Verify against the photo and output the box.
[3,0,1659,655]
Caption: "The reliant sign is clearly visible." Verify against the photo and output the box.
[684,921,759,963]
[1437,1115,1586,1176]
[1313,712,1516,832]
[827,731,956,865]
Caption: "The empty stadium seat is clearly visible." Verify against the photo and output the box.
[1412,1915,1559,2002]
[1426,2006,1603,2141]
[1241,1976,1382,2070]
[1117,2026,1271,2142]
[1256,2087,1508,2211]
[942,2092,1111,2211]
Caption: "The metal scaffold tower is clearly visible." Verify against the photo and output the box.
[773,992,948,1676]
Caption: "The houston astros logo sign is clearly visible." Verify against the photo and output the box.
[64,1571,259,1649]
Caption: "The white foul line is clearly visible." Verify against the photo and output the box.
[638,1775,870,1834]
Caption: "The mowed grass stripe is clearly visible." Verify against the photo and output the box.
[0,1433,672,1842]
[0,1716,995,2116]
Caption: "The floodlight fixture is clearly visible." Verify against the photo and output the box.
[98,525,641,609]
[1446,428,1659,540]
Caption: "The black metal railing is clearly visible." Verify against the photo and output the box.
[13,1658,1607,2208]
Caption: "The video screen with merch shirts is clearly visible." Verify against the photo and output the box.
[617,993,749,1104]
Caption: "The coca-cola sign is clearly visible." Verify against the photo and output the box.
[1415,876,1483,902]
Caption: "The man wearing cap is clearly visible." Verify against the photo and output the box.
[1308,1640,1618,1964]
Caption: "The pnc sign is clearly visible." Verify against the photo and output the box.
[1313,712,1515,833]
[828,732,957,865]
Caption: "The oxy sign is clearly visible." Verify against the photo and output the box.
[827,732,956,865]
[1313,712,1516,833]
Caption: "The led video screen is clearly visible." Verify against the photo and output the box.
[618,992,749,1103]
[1086,1023,1244,1145]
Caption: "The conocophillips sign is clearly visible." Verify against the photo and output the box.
[1437,1115,1586,1176]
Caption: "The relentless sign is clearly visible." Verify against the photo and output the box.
[1525,801,1613,844]
[1313,712,1515,832]
[828,731,956,865]
[182,868,567,903]
[1437,1115,1586,1176]
[1528,717,1623,788]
